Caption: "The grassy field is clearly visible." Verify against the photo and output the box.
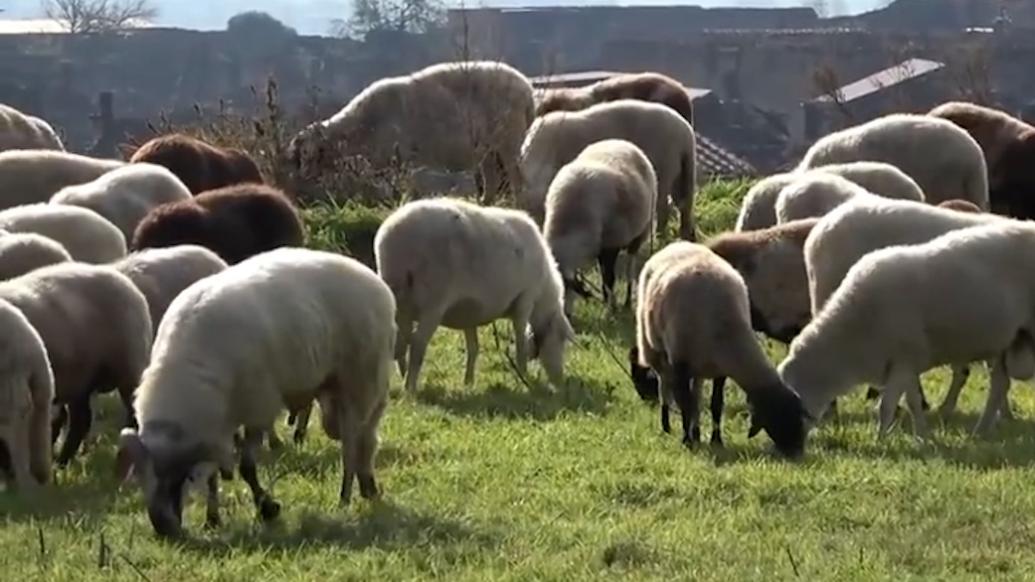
[5,180,1035,581]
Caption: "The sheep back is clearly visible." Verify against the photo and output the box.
[0,232,71,280]
[775,172,877,223]
[0,203,126,263]
[129,134,264,195]
[535,72,693,124]
[0,105,63,152]
[0,150,124,209]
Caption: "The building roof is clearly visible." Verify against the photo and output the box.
[813,57,945,104]
[529,70,712,100]
[696,132,757,179]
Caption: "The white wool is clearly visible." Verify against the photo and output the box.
[51,163,192,240]
[0,232,71,280]
[775,173,881,224]
[375,197,575,391]
[735,173,796,232]
[0,105,63,152]
[521,99,697,239]
[0,149,124,210]
[797,113,989,208]
[0,203,126,263]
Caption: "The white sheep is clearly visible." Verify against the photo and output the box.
[0,262,152,465]
[50,163,192,241]
[288,61,534,204]
[0,203,126,263]
[781,221,1035,438]
[777,172,913,224]
[0,231,71,280]
[0,298,54,494]
[631,241,807,456]
[797,113,989,208]
[521,99,697,239]
[0,150,124,210]
[735,162,925,232]
[114,248,395,537]
[0,104,63,152]
[543,139,657,311]
[376,197,576,392]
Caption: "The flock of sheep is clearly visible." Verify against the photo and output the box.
[1,60,1034,540]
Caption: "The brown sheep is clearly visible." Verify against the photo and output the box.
[535,72,693,124]
[131,184,303,264]
[928,102,1035,219]
[128,134,264,195]
[937,199,983,213]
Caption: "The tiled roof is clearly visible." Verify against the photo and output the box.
[696,132,757,179]
[812,58,945,104]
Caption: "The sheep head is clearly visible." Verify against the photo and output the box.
[745,384,809,460]
[528,312,577,386]
[627,345,660,402]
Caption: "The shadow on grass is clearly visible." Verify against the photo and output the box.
[416,378,616,420]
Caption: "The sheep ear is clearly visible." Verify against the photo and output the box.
[115,428,147,483]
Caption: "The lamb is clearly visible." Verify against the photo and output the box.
[797,113,989,208]
[630,241,807,457]
[776,171,925,224]
[736,162,926,232]
[0,204,126,263]
[375,197,576,392]
[542,139,657,311]
[114,248,395,538]
[0,298,54,494]
[288,61,534,204]
[0,104,63,152]
[706,218,818,344]
[0,150,124,210]
[131,183,304,264]
[0,263,151,465]
[128,134,264,195]
[50,163,192,240]
[0,231,71,280]
[521,99,697,239]
[781,221,1035,438]
[534,72,694,124]
[928,101,1035,219]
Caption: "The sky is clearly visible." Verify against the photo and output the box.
[0,1,889,35]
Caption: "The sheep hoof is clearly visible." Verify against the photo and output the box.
[359,475,379,500]
[710,433,723,447]
[259,497,281,522]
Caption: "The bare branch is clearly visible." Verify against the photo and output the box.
[43,0,157,34]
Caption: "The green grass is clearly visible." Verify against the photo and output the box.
[6,180,1035,580]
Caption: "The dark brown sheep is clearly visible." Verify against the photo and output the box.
[535,72,694,124]
[131,184,304,264]
[928,101,1035,219]
[128,134,264,195]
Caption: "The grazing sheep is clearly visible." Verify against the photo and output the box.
[797,113,989,208]
[114,248,395,538]
[0,104,63,152]
[776,171,925,224]
[781,221,1035,437]
[0,263,151,465]
[928,101,1035,219]
[543,139,657,311]
[376,197,575,392]
[0,232,71,280]
[707,218,818,344]
[131,184,304,264]
[735,174,796,232]
[630,241,807,456]
[0,298,54,493]
[128,134,263,195]
[51,163,192,240]
[288,61,534,204]
[521,99,697,239]
[0,150,124,209]
[0,204,126,263]
[535,72,694,123]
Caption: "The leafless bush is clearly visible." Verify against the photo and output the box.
[42,0,157,34]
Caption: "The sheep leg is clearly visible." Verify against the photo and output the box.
[510,307,533,379]
[50,405,67,447]
[623,233,648,309]
[3,415,35,494]
[355,395,387,502]
[974,358,1010,436]
[55,396,92,466]
[292,402,313,445]
[239,427,280,522]
[710,376,726,446]
[597,248,620,308]
[29,398,52,485]
[394,311,414,379]
[204,472,221,528]
[938,363,971,416]
[477,152,503,205]
[265,427,284,451]
[655,195,672,237]
[405,311,442,392]
[877,372,909,439]
[904,376,930,439]
[672,362,699,447]
[463,327,479,387]
[658,362,673,434]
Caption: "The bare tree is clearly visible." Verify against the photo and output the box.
[42,0,157,34]
[331,0,445,39]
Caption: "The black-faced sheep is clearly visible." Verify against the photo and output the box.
[521,99,697,240]
[131,184,304,264]
[115,248,395,538]
[535,72,694,124]
[543,139,657,312]
[128,134,264,195]
[375,197,576,392]
[0,298,54,494]
[0,204,126,263]
[782,221,1035,438]
[0,231,71,280]
[928,101,1035,219]
[797,113,988,208]
[51,162,192,240]
[632,241,808,457]
[0,150,124,210]
[288,61,534,204]
[0,104,63,152]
